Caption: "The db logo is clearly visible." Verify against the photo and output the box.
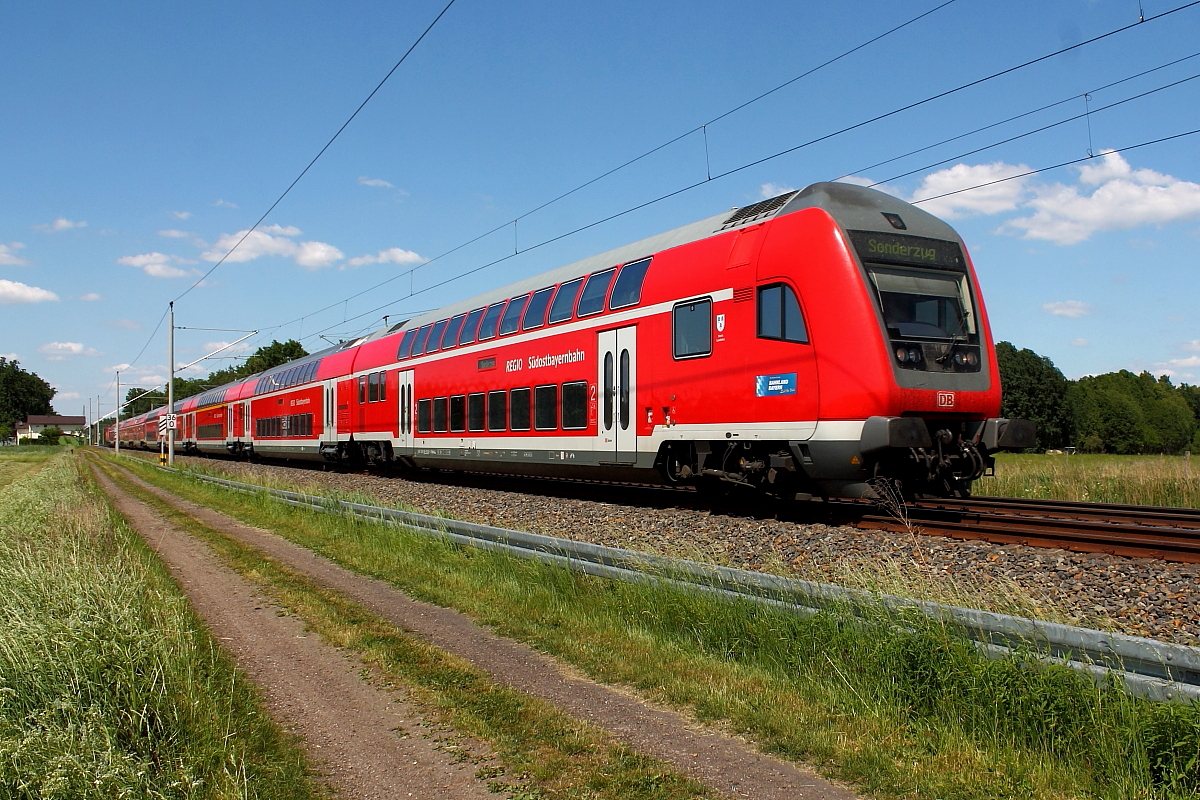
[937,391,956,408]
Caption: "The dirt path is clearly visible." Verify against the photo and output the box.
[100,458,858,800]
[89,462,498,800]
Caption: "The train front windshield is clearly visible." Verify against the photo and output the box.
[868,266,976,342]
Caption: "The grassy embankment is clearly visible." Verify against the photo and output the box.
[104,451,1200,800]
[983,453,1200,508]
[0,449,321,799]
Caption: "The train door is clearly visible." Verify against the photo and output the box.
[323,380,337,440]
[396,370,414,451]
[233,403,245,438]
[597,326,637,463]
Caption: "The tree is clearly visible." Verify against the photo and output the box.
[242,340,308,376]
[0,421,12,443]
[0,358,55,432]
[995,342,1070,450]
[37,426,64,445]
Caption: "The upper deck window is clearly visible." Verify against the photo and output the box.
[398,329,417,359]
[458,307,485,346]
[426,319,448,353]
[499,294,529,335]
[757,284,808,344]
[412,324,434,356]
[577,269,615,317]
[522,287,554,331]
[609,258,651,310]
[442,314,466,350]
[673,298,712,359]
[477,302,506,341]
[548,278,583,324]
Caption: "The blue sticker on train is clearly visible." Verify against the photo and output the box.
[755,373,796,396]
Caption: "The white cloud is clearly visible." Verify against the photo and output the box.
[79,292,102,301]
[172,210,192,220]
[38,341,100,360]
[910,161,1032,219]
[117,252,195,278]
[57,392,80,401]
[1,353,19,360]
[358,176,394,188]
[201,225,343,270]
[343,247,426,269]
[1042,300,1091,318]
[35,217,87,232]
[103,318,141,330]
[759,182,795,199]
[0,279,59,305]
[1181,340,1200,353]
[213,199,238,208]
[0,243,29,266]
[834,175,875,187]
[158,229,191,238]
[104,363,131,374]
[1070,338,1089,347]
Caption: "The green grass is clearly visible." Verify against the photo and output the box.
[0,453,323,799]
[93,455,711,800]
[981,453,1200,508]
[106,451,1200,800]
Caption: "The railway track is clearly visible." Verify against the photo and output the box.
[108,448,1200,564]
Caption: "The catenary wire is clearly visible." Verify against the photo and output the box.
[266,0,1200,349]
[255,0,964,346]
[171,0,458,303]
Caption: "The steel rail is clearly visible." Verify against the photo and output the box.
[113,454,1200,704]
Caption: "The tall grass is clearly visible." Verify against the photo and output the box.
[0,454,318,798]
[981,453,1200,508]
[118,454,1200,800]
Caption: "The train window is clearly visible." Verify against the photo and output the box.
[458,307,485,345]
[412,324,433,356]
[609,258,651,310]
[561,381,587,430]
[487,390,507,431]
[417,399,432,433]
[510,388,531,431]
[477,302,506,341]
[442,314,466,350]
[548,278,583,324]
[433,397,448,433]
[534,384,558,430]
[619,350,631,430]
[757,284,808,343]
[358,376,367,404]
[427,319,448,353]
[398,329,418,359]
[499,294,529,335]
[449,395,466,432]
[522,287,554,331]
[379,371,387,401]
[673,298,712,359]
[368,372,379,403]
[467,393,485,431]
[576,269,615,317]
[603,352,613,429]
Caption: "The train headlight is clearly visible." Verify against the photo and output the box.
[894,345,923,365]
[965,350,979,367]
[953,351,968,366]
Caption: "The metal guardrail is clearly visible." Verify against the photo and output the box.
[118,453,1200,703]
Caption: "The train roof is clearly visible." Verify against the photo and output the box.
[394,182,960,331]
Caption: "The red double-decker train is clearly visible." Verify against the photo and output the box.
[111,182,1033,498]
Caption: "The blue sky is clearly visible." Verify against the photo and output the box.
[3,0,1199,420]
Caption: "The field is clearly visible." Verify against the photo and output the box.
[981,453,1200,508]
[101,450,1200,800]
[0,448,319,798]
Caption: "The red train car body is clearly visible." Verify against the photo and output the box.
[114,183,1033,498]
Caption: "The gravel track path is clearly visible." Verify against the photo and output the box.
[162,454,1200,645]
